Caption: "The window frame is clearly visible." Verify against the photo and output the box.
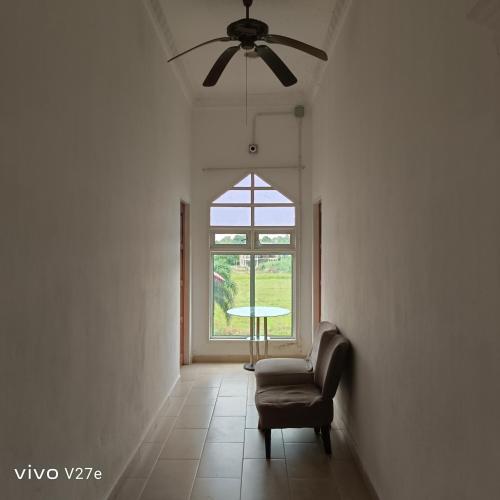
[209,229,295,251]
[254,230,295,249]
[209,250,296,340]
[208,173,297,341]
[210,230,252,250]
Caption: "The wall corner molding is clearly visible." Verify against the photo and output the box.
[104,373,181,500]
[142,0,194,104]
[308,0,352,103]
[333,401,381,500]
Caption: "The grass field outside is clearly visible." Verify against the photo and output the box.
[212,256,293,337]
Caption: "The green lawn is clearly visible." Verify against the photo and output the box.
[213,269,292,337]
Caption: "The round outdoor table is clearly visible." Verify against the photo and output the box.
[226,306,291,371]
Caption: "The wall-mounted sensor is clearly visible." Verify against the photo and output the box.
[294,105,305,118]
[248,144,258,154]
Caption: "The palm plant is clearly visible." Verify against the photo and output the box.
[213,258,238,322]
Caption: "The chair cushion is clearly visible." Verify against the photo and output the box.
[254,358,314,387]
[255,384,333,429]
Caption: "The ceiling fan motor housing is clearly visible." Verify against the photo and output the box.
[227,19,269,49]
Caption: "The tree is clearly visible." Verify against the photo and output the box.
[213,257,238,322]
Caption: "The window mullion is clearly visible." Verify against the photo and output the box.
[250,254,256,337]
[250,176,255,228]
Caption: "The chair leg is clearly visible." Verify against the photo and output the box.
[320,426,331,455]
[314,427,320,435]
[264,429,271,459]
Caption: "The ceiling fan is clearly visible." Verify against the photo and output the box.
[167,0,328,87]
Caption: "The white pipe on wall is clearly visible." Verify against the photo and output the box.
[249,107,306,350]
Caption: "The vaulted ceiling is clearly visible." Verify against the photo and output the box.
[147,0,348,106]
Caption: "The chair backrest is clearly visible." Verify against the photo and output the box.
[307,321,338,370]
[314,329,350,399]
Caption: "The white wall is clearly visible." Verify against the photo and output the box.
[191,105,313,359]
[312,1,500,499]
[0,1,190,499]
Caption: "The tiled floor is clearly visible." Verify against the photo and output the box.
[113,363,375,500]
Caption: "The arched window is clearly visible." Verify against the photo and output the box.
[209,173,296,339]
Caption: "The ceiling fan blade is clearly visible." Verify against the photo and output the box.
[167,37,231,62]
[254,45,297,87]
[203,45,240,87]
[263,34,328,61]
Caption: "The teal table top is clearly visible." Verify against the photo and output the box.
[226,306,290,318]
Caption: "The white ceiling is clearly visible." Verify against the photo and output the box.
[157,0,339,105]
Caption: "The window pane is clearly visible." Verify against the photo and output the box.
[255,254,293,337]
[253,174,271,187]
[254,190,292,204]
[234,174,252,187]
[212,254,250,337]
[254,207,295,226]
[213,190,251,204]
[258,233,291,245]
[210,207,251,226]
[214,233,247,245]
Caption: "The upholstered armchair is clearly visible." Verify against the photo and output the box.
[254,329,350,459]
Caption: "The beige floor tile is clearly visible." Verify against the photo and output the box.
[144,416,176,444]
[126,443,162,478]
[330,429,353,460]
[331,460,375,500]
[118,364,370,500]
[241,459,289,500]
[160,428,207,459]
[246,386,256,406]
[282,428,319,443]
[198,365,227,375]
[174,404,214,429]
[197,442,244,478]
[160,397,186,417]
[192,363,213,370]
[207,416,245,443]
[193,374,223,388]
[181,364,199,371]
[222,373,249,383]
[288,478,341,500]
[180,369,199,382]
[245,405,259,428]
[284,443,334,479]
[185,388,219,406]
[140,459,197,500]
[115,478,146,500]
[244,429,284,459]
[190,477,241,500]
[214,397,247,417]
[171,381,194,397]
[219,364,248,374]
[219,382,248,397]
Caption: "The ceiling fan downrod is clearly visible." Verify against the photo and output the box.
[243,0,252,19]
